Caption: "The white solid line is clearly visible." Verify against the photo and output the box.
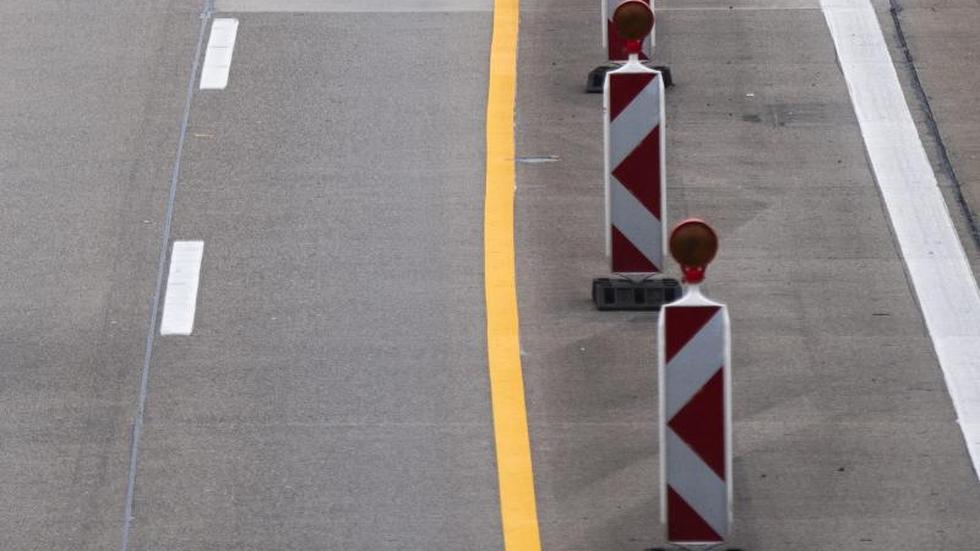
[822,0,980,479]
[200,18,239,90]
[160,241,205,336]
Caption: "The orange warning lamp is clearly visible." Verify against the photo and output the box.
[613,1,655,55]
[669,219,719,284]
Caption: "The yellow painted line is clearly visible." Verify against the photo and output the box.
[484,0,541,550]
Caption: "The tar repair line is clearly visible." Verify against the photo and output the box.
[822,0,980,478]
[160,241,205,335]
[120,2,214,550]
[200,18,238,90]
[483,0,542,549]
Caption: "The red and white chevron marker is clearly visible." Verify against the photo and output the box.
[604,7,665,274]
[658,220,732,545]
[603,0,654,61]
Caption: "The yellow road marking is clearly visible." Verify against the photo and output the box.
[484,0,542,550]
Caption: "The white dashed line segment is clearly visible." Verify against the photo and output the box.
[160,241,205,336]
[200,18,239,90]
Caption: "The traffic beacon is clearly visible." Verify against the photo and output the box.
[650,219,737,551]
[592,1,680,311]
[587,0,672,93]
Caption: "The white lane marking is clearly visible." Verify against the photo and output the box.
[160,241,205,336]
[200,18,239,90]
[823,0,980,479]
[215,0,491,11]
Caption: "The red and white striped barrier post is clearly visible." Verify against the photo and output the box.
[593,1,680,310]
[605,45,664,273]
[657,220,733,547]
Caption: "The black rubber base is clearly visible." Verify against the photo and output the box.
[652,65,674,87]
[592,276,682,311]
[586,63,674,93]
[586,64,616,93]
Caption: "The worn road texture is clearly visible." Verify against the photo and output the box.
[0,1,198,549]
[127,10,503,551]
[515,0,980,548]
[3,0,980,549]
[886,0,980,273]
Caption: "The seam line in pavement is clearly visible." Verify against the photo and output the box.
[484,0,542,548]
[822,0,980,480]
[119,2,214,549]
[887,0,980,249]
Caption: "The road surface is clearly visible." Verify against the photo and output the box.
[0,0,979,549]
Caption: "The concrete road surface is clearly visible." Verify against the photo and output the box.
[0,1,199,549]
[127,7,502,551]
[2,0,980,549]
[888,0,980,270]
[882,0,980,256]
[515,0,980,548]
[2,1,505,549]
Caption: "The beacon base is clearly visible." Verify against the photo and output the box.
[586,63,674,93]
[592,276,681,310]
[586,63,617,93]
